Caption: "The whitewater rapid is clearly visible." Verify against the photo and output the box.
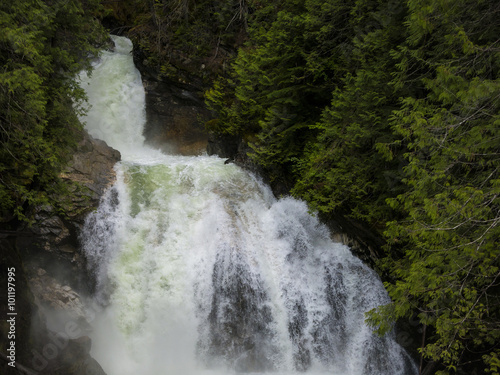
[79,36,416,375]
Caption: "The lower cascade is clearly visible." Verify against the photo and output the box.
[80,36,417,375]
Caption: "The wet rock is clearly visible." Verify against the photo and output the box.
[141,78,210,155]
[0,239,104,375]
[0,238,37,374]
[132,45,210,156]
[18,130,121,293]
[319,212,385,271]
[204,250,277,372]
[207,133,241,159]
[37,336,106,375]
[61,130,121,205]
[37,268,47,276]
[29,269,90,326]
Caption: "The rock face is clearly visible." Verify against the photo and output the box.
[143,79,210,155]
[206,256,276,372]
[0,239,106,375]
[29,269,89,327]
[0,130,119,375]
[207,134,241,160]
[0,237,36,375]
[61,130,121,205]
[133,46,211,156]
[35,335,106,375]
[18,130,120,293]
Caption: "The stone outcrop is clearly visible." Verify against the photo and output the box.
[18,130,120,293]
[28,271,104,375]
[0,130,119,375]
[207,134,241,160]
[35,335,106,375]
[0,238,37,375]
[61,129,121,206]
[133,46,211,156]
[142,79,210,155]
[0,239,105,375]
[29,269,90,327]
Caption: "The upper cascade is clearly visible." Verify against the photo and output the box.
[79,36,162,162]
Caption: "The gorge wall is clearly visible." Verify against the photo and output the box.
[132,47,211,156]
[1,130,119,375]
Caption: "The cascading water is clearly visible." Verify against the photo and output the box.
[80,36,417,375]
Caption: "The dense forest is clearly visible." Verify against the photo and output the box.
[205,1,500,373]
[0,0,108,223]
[1,0,499,374]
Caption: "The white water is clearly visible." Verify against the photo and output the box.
[80,36,416,375]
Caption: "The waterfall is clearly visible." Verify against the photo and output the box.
[79,36,417,375]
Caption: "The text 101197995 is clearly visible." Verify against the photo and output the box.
[6,267,16,367]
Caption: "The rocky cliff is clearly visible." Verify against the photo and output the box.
[18,130,120,293]
[133,46,211,156]
[1,130,119,375]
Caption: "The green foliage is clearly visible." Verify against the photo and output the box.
[293,0,408,224]
[206,0,500,372]
[206,0,364,179]
[367,0,500,371]
[0,0,107,222]
[107,0,251,81]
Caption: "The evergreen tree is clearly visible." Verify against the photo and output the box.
[206,1,500,373]
[293,0,407,226]
[107,0,251,81]
[368,1,500,373]
[0,0,107,222]
[206,0,360,182]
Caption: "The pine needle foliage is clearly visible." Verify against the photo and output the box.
[0,0,107,222]
[205,0,500,372]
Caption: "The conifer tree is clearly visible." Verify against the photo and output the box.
[293,0,407,225]
[367,1,500,373]
[0,0,106,221]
